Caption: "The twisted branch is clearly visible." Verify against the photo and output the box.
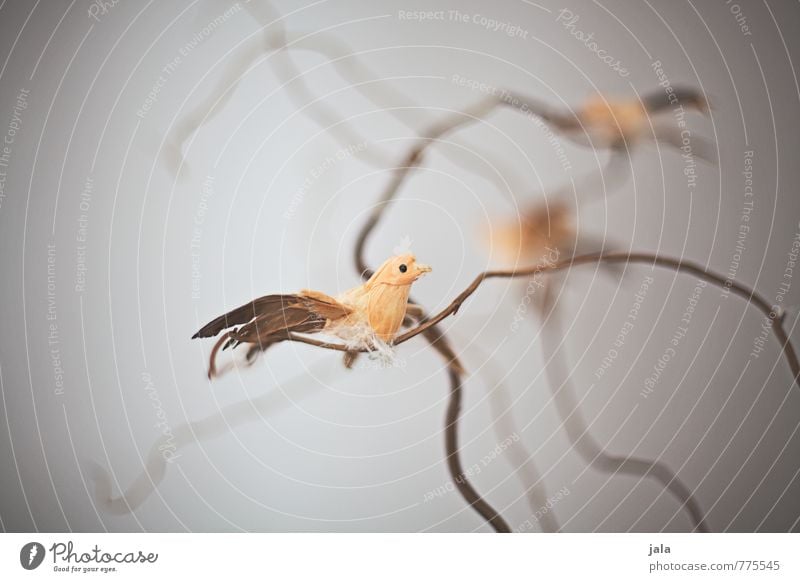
[288,252,799,391]
[349,92,578,531]
[539,280,709,531]
[330,81,795,532]
[352,97,513,532]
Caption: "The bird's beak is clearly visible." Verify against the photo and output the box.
[415,263,432,276]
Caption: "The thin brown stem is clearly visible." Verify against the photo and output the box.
[352,97,513,531]
[444,367,511,532]
[354,95,504,278]
[288,252,799,390]
[340,90,791,533]
[539,281,709,531]
[283,249,796,532]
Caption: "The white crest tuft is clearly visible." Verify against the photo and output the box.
[393,235,414,256]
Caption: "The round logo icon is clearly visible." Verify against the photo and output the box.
[20,542,45,570]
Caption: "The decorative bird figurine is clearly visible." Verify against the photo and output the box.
[488,200,575,266]
[529,87,712,160]
[486,200,625,316]
[581,89,710,154]
[192,254,432,378]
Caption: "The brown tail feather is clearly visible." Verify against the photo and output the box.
[193,294,303,339]
[207,331,232,379]
[193,293,353,339]
[197,292,354,379]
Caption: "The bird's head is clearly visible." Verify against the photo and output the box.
[368,254,432,287]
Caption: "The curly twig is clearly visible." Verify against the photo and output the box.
[459,336,560,531]
[351,97,533,531]
[323,84,795,533]
[175,1,538,195]
[539,280,709,531]
[281,250,796,533]
[288,252,799,390]
[347,92,609,531]
[443,367,511,532]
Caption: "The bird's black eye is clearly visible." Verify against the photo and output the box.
[399,264,408,273]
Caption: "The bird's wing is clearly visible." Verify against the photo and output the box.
[297,289,353,320]
[192,293,352,340]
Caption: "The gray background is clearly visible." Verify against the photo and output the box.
[1,0,799,532]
